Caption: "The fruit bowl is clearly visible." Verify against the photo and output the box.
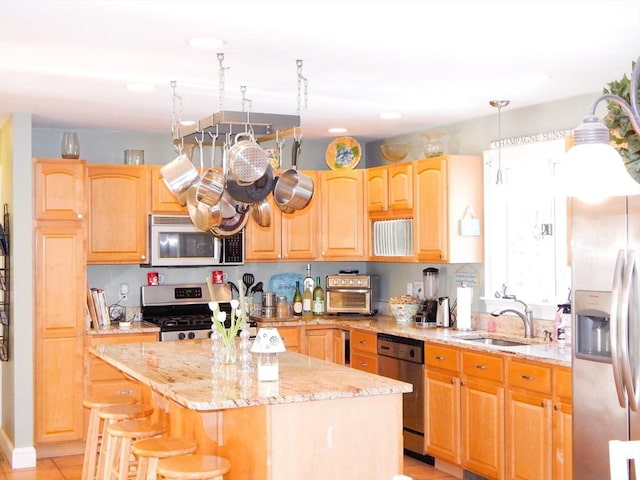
[380,144,411,163]
[389,302,420,323]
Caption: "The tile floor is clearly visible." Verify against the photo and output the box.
[0,453,457,480]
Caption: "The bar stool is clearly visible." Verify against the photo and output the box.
[132,437,199,480]
[157,455,231,480]
[96,403,155,480]
[103,418,168,480]
[82,394,137,480]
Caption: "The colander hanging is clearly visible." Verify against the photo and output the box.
[227,132,269,185]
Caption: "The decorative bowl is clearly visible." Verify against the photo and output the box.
[380,144,411,163]
[389,302,420,323]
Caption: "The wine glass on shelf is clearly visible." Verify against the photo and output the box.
[61,132,80,159]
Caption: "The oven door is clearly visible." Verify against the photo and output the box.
[150,222,221,266]
[326,288,372,314]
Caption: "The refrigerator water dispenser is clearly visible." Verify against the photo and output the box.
[574,290,612,362]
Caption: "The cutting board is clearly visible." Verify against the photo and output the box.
[269,273,304,302]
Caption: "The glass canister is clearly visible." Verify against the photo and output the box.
[276,296,291,319]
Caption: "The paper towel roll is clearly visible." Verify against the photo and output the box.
[456,286,473,330]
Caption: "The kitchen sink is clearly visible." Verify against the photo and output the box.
[457,336,529,347]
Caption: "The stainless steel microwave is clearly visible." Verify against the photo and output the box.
[149,215,244,267]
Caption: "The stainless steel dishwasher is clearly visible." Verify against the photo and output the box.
[377,333,425,456]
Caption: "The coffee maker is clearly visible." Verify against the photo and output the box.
[415,268,439,327]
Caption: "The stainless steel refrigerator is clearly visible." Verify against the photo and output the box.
[571,195,639,480]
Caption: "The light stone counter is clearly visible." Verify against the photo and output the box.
[254,314,572,367]
[91,339,411,480]
[90,339,412,411]
[86,320,160,335]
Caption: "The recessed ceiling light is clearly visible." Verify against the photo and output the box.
[126,83,156,92]
[328,127,348,134]
[188,36,226,50]
[380,112,403,120]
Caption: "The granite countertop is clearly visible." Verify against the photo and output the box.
[90,340,412,412]
[86,321,160,335]
[254,315,572,367]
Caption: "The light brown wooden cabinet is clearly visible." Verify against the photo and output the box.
[245,171,318,261]
[320,169,366,260]
[506,359,553,480]
[34,158,87,445]
[34,158,86,221]
[553,367,572,480]
[86,332,158,401]
[366,163,413,216]
[414,155,483,263]
[350,328,377,374]
[277,326,301,353]
[424,343,461,465]
[460,350,505,480]
[304,326,345,364]
[87,165,149,264]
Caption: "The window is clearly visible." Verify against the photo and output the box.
[483,138,571,319]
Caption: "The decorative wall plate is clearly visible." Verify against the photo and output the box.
[326,137,361,170]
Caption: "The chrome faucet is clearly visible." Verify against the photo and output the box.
[491,299,534,338]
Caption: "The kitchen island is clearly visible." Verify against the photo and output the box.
[91,339,412,480]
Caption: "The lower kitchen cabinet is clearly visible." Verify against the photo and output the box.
[277,326,301,353]
[460,350,505,480]
[86,332,158,400]
[304,326,345,364]
[553,367,573,480]
[350,329,377,373]
[506,359,553,480]
[424,343,461,465]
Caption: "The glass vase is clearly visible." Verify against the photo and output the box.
[223,340,237,365]
[421,131,445,158]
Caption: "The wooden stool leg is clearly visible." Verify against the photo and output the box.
[82,407,100,480]
[96,418,115,480]
[116,437,132,480]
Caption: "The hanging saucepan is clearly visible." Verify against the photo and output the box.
[186,137,221,231]
[160,143,199,206]
[194,132,225,207]
[251,198,271,228]
[227,165,275,203]
[210,203,250,237]
[273,135,314,213]
[227,132,270,185]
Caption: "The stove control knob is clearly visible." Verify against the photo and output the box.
[178,332,186,340]
[188,332,195,339]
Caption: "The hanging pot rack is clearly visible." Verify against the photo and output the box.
[174,110,300,146]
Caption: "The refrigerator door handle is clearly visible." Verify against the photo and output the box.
[610,249,627,408]
[619,250,639,411]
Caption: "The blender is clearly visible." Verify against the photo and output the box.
[415,268,439,327]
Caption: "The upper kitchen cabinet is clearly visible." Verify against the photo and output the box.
[245,171,318,261]
[366,163,413,217]
[150,165,186,213]
[320,169,366,260]
[87,165,149,264]
[414,155,483,263]
[34,158,86,221]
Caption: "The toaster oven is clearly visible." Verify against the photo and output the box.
[325,271,378,315]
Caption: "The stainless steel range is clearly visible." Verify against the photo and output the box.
[141,283,254,341]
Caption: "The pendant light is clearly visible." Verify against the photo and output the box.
[560,56,640,202]
[490,100,510,185]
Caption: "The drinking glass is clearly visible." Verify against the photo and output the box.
[61,132,80,159]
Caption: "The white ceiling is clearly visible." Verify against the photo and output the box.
[1,0,639,141]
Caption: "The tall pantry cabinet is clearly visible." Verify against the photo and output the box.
[34,158,87,444]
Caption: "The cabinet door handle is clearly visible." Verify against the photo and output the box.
[554,404,560,411]
[116,389,134,396]
[450,378,456,385]
[360,362,368,367]
[435,355,446,361]
[76,213,83,219]
[475,364,488,370]
[359,340,368,345]
[140,255,146,260]
[520,374,536,381]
